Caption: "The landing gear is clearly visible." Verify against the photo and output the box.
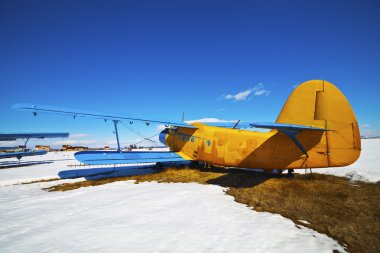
[287,169,294,178]
[155,162,163,170]
[201,162,213,171]
[189,161,199,169]
[275,169,283,175]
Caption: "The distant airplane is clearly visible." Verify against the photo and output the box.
[13,80,360,174]
[0,133,69,161]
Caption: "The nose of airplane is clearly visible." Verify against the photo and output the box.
[159,129,169,145]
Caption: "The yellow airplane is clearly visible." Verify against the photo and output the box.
[14,80,361,174]
[163,80,361,173]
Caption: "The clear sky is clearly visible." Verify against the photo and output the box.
[1,0,380,148]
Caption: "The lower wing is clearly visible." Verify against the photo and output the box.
[0,150,48,159]
[74,151,189,165]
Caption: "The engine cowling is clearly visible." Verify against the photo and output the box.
[159,129,169,145]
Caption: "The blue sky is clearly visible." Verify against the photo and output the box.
[1,0,380,148]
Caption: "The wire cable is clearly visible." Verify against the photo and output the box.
[119,121,160,147]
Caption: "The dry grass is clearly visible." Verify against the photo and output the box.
[20,178,60,185]
[45,167,380,253]
[227,173,380,253]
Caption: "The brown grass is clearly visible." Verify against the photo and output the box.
[45,167,380,253]
[20,178,60,184]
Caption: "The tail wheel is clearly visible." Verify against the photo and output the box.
[287,169,294,178]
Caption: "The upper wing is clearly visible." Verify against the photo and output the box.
[13,103,196,128]
[0,133,69,141]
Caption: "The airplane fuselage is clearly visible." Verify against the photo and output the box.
[160,122,360,171]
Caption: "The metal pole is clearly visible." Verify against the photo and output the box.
[113,120,121,152]
[24,138,30,149]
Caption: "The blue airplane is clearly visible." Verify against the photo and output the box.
[0,133,69,161]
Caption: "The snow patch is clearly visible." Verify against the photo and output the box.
[302,139,380,182]
[298,220,311,225]
[0,181,345,253]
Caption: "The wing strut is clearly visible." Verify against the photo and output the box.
[233,120,240,129]
[113,120,121,152]
[24,138,30,147]
[281,129,309,157]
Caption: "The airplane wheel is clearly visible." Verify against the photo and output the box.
[189,161,199,168]
[155,162,163,170]
[287,169,294,178]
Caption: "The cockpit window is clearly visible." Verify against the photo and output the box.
[169,126,179,134]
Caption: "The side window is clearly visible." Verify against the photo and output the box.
[191,137,194,143]
[206,140,211,147]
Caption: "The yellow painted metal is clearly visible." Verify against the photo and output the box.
[167,80,361,170]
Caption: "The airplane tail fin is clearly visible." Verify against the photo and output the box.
[276,80,361,167]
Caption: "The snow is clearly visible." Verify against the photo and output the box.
[0,181,345,253]
[0,151,76,186]
[304,139,380,182]
[0,150,164,186]
[0,152,348,252]
[1,139,378,252]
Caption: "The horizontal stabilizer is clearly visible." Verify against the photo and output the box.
[0,150,47,159]
[198,122,251,129]
[199,122,327,131]
[13,103,196,128]
[251,123,327,157]
[249,122,327,131]
[74,151,188,165]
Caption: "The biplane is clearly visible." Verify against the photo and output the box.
[13,80,361,173]
[0,133,69,161]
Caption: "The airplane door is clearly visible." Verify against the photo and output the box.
[213,137,226,165]
[198,129,214,162]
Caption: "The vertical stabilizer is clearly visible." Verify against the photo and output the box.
[276,80,361,167]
